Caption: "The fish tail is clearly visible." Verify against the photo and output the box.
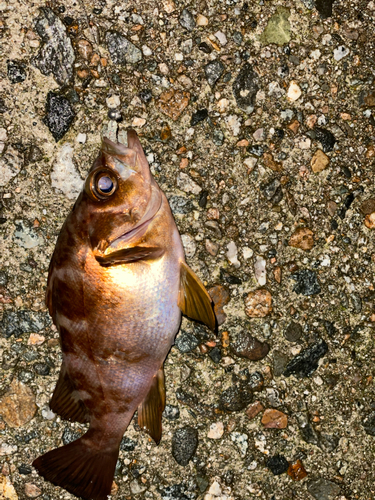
[32,433,119,500]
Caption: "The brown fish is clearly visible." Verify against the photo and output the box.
[33,130,216,500]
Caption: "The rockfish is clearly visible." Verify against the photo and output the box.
[33,130,216,500]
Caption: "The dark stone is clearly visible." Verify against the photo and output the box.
[350,293,362,313]
[43,92,75,142]
[297,414,320,446]
[164,405,180,420]
[220,268,242,285]
[18,464,32,475]
[233,31,243,44]
[204,60,225,87]
[176,388,215,418]
[160,483,190,500]
[315,0,335,19]
[248,145,264,157]
[261,178,282,202]
[175,331,199,353]
[18,370,34,383]
[314,127,336,152]
[191,109,208,126]
[33,7,75,86]
[247,371,264,392]
[0,309,50,338]
[0,98,7,113]
[172,426,198,466]
[323,321,336,337]
[284,339,328,378]
[26,145,43,164]
[179,9,195,31]
[340,165,352,178]
[198,191,208,208]
[169,196,193,215]
[208,347,222,364]
[231,332,269,361]
[196,475,209,493]
[0,271,8,286]
[284,321,303,342]
[267,455,289,475]
[62,427,82,445]
[120,437,137,451]
[219,384,252,412]
[319,433,339,452]
[22,431,38,443]
[292,269,321,296]
[338,192,355,219]
[199,42,212,54]
[212,129,224,146]
[223,470,235,485]
[107,109,122,121]
[22,350,38,362]
[105,31,142,65]
[139,89,153,103]
[363,411,375,436]
[7,60,27,83]
[307,478,340,500]
[232,63,259,113]
[33,363,50,376]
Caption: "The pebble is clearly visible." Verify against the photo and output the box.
[214,31,227,46]
[119,437,137,451]
[267,454,289,475]
[158,89,190,121]
[307,478,340,500]
[196,14,208,26]
[177,172,201,194]
[208,285,230,326]
[0,147,22,187]
[226,241,240,268]
[0,475,18,500]
[362,411,375,436]
[51,143,83,199]
[231,432,248,457]
[284,339,328,378]
[311,149,330,173]
[172,426,198,466]
[333,46,349,61]
[169,196,193,215]
[179,8,195,31]
[204,60,225,87]
[254,255,266,285]
[175,331,199,353]
[132,117,146,128]
[287,81,302,102]
[288,460,308,480]
[205,481,221,498]
[24,484,41,498]
[225,115,241,136]
[106,31,142,64]
[288,227,314,251]
[207,422,224,439]
[44,92,75,142]
[314,128,336,152]
[76,133,86,144]
[7,60,27,84]
[364,213,375,229]
[292,269,321,296]
[260,7,291,45]
[263,152,282,172]
[0,380,37,427]
[33,7,75,86]
[129,480,147,495]
[163,405,180,420]
[232,63,259,113]
[191,109,208,126]
[246,401,264,420]
[106,94,120,109]
[13,220,43,249]
[231,331,269,361]
[0,443,18,456]
[219,384,253,412]
[261,409,288,429]
[244,289,272,318]
[284,321,303,342]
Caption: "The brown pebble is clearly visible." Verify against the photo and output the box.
[179,158,188,169]
[365,213,375,229]
[288,227,314,251]
[77,39,93,60]
[100,57,107,67]
[236,139,249,147]
[77,68,90,79]
[263,152,282,172]
[360,198,375,215]
[90,52,100,66]
[158,89,190,121]
[227,419,236,432]
[246,401,264,420]
[311,149,329,173]
[111,481,118,495]
[287,460,307,481]
[199,344,208,354]
[25,483,42,498]
[231,331,270,361]
[288,119,300,134]
[0,380,37,428]
[327,200,337,216]
[90,69,99,78]
[244,289,272,318]
[160,123,172,142]
[47,338,60,347]
[364,91,375,107]
[205,239,219,256]
[208,285,230,326]
[221,331,230,348]
[274,266,282,284]
[207,208,220,220]
[261,409,288,429]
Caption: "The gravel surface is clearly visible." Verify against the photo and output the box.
[1,0,375,499]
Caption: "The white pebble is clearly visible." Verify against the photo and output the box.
[181,234,196,258]
[76,133,87,144]
[243,247,253,260]
[142,45,152,56]
[214,31,227,46]
[207,422,224,439]
[244,157,257,171]
[132,117,146,127]
[287,81,302,102]
[106,94,120,109]
[334,45,349,61]
[51,144,83,200]
[231,432,248,457]
[226,241,240,268]
[225,114,241,136]
[254,255,266,286]
[175,52,184,61]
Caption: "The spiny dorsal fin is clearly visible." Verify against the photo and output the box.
[178,261,216,332]
[138,368,166,444]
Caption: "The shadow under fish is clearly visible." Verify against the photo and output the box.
[32,129,216,500]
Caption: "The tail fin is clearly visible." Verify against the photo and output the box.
[33,436,118,500]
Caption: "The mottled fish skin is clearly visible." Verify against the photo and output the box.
[33,130,188,500]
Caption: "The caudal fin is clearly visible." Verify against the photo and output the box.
[33,436,118,500]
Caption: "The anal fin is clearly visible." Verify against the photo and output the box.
[178,261,217,332]
[138,368,166,444]
[50,363,89,424]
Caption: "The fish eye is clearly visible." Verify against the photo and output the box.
[93,172,117,198]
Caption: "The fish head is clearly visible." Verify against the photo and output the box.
[80,129,162,252]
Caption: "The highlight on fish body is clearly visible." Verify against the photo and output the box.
[32,129,216,500]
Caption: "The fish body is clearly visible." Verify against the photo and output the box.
[33,130,215,500]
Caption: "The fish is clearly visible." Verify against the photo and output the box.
[32,129,216,500]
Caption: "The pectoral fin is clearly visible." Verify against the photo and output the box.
[50,363,89,423]
[178,261,216,332]
[95,246,164,266]
[138,368,166,444]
